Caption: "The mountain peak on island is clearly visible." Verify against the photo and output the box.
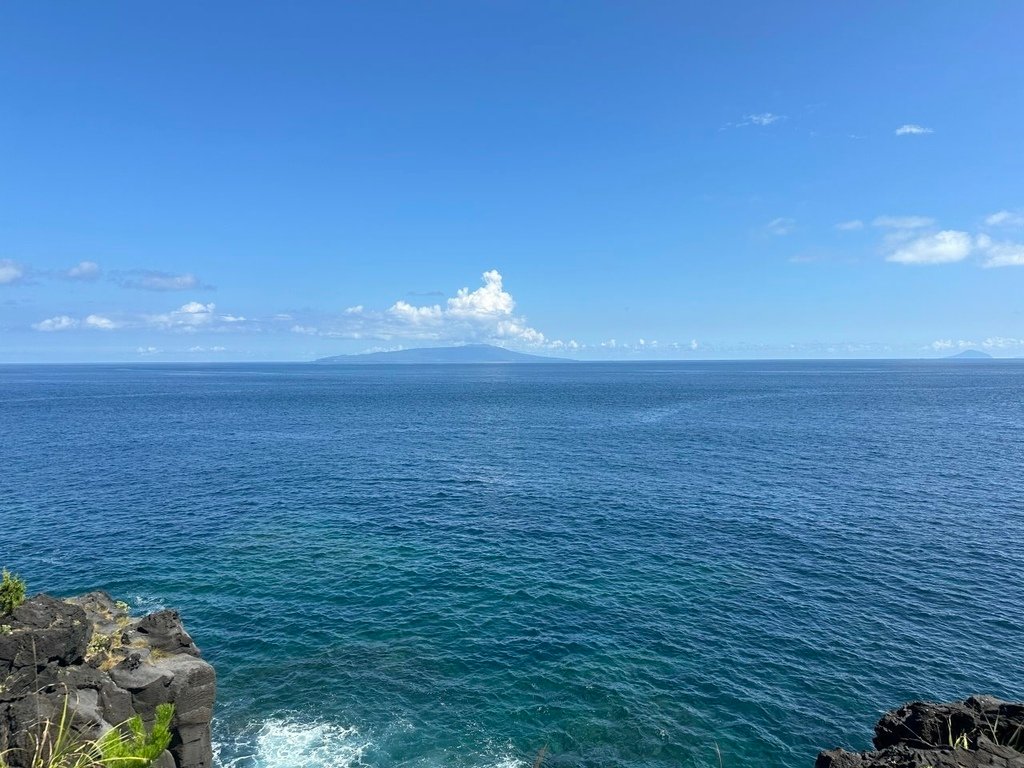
[313,343,571,364]
[945,349,992,360]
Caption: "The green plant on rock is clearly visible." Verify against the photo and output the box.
[0,696,174,768]
[0,569,26,615]
[983,713,1024,753]
[97,703,174,768]
[18,694,103,768]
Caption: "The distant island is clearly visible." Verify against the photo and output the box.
[945,349,993,360]
[313,343,572,364]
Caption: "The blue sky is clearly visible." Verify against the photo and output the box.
[2,1,1023,361]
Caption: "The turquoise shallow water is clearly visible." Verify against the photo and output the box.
[1,361,1022,768]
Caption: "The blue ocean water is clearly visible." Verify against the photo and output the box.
[2,361,1022,768]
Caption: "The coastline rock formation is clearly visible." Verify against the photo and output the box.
[818,696,1024,768]
[0,592,215,768]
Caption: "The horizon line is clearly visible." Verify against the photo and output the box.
[0,356,1017,366]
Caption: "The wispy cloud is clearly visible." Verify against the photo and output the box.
[886,230,973,265]
[895,124,933,136]
[32,315,78,331]
[872,215,935,229]
[835,220,864,231]
[32,313,118,331]
[65,261,101,280]
[0,259,101,285]
[977,235,1024,268]
[984,210,1024,228]
[766,217,795,236]
[146,301,218,330]
[84,314,117,330]
[722,112,786,130]
[30,300,252,334]
[117,270,211,291]
[746,112,784,126]
[0,260,26,286]
[932,337,1024,352]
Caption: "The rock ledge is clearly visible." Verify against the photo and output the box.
[0,591,215,768]
[818,696,1024,768]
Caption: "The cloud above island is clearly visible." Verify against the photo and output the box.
[302,269,561,347]
[22,270,586,350]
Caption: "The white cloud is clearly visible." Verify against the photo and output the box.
[746,112,784,126]
[309,270,554,347]
[28,301,257,335]
[136,346,160,355]
[147,301,217,330]
[66,261,101,280]
[84,314,117,330]
[872,215,935,229]
[0,260,25,285]
[835,220,864,231]
[766,217,795,235]
[188,345,227,353]
[33,315,78,331]
[887,230,973,265]
[979,239,1024,268]
[446,270,515,317]
[984,210,1024,228]
[119,271,206,291]
[895,124,933,136]
[788,253,820,264]
[722,112,786,130]
[982,336,1024,349]
[387,300,443,325]
[933,337,1024,353]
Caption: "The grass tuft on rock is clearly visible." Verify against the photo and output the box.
[0,695,174,768]
[0,569,26,615]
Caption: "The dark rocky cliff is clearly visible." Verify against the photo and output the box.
[0,592,215,768]
[818,696,1024,768]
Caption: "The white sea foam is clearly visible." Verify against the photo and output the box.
[214,718,369,768]
[212,719,529,768]
[128,594,167,616]
[486,756,527,768]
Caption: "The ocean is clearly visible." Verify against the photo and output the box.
[1,361,1022,768]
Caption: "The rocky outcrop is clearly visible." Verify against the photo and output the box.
[0,592,215,768]
[818,696,1024,768]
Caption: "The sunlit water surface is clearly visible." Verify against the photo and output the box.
[2,361,1022,768]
